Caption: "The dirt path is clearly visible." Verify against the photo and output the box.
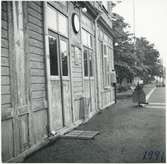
[24,88,165,163]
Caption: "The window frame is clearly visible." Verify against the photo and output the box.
[48,31,60,80]
[47,4,68,38]
[59,36,69,80]
[102,41,114,89]
[83,45,94,80]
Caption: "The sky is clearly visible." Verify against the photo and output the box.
[112,0,167,66]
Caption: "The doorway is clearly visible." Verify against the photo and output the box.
[48,31,72,131]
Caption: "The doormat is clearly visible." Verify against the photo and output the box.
[61,130,100,140]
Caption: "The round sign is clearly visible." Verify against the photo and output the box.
[72,13,80,33]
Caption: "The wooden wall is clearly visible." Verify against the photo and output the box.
[26,1,48,144]
[1,2,12,109]
[1,2,14,161]
[1,2,48,162]
[1,1,115,162]
[68,3,84,122]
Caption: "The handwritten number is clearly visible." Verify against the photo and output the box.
[143,151,147,160]
[148,151,153,160]
[154,151,160,160]
[161,152,165,162]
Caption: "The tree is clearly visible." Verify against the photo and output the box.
[112,13,162,85]
[112,13,136,84]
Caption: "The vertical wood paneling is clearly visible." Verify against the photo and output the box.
[33,110,48,143]
[1,1,12,109]
[2,120,14,161]
[27,1,47,110]
[50,80,63,130]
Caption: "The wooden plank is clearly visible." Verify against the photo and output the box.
[73,86,83,92]
[73,83,83,88]
[1,67,10,76]
[1,107,13,120]
[31,69,45,76]
[30,53,44,62]
[32,90,46,99]
[1,38,9,48]
[71,69,82,73]
[72,77,83,81]
[1,56,9,66]
[1,76,10,85]
[2,94,11,104]
[1,20,8,30]
[28,2,42,14]
[1,9,8,21]
[71,72,82,78]
[32,110,48,143]
[28,22,43,35]
[28,8,43,21]
[30,61,44,69]
[1,103,11,109]
[2,2,7,12]
[32,98,46,110]
[34,1,43,7]
[2,119,14,161]
[1,48,9,57]
[19,115,29,152]
[29,46,44,55]
[1,85,10,95]
[31,83,46,91]
[28,15,43,27]
[31,76,45,84]
[28,30,43,42]
[1,28,8,39]
[29,38,44,49]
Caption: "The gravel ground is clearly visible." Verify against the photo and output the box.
[24,87,165,163]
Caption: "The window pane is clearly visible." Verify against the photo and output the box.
[47,6,57,31]
[60,40,68,76]
[104,45,107,56]
[82,29,87,46]
[49,37,58,75]
[58,13,68,37]
[102,1,108,10]
[84,49,88,76]
[89,52,93,77]
[87,33,91,48]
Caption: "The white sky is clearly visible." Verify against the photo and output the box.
[112,0,167,66]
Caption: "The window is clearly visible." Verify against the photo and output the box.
[98,28,114,88]
[81,29,93,48]
[84,49,88,77]
[58,13,68,37]
[102,1,108,11]
[47,6,57,32]
[102,44,113,88]
[49,36,59,75]
[60,40,68,76]
[74,47,80,65]
[47,5,68,37]
[89,52,93,77]
[81,14,94,32]
[83,48,93,77]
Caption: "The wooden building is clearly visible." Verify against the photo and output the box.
[1,1,116,162]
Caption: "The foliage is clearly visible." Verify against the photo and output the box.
[112,13,162,85]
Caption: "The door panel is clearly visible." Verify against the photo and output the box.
[83,48,96,117]
[60,38,72,126]
[50,80,63,130]
[63,81,72,126]
[48,33,71,131]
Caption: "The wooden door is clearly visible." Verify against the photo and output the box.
[59,37,72,126]
[48,34,63,131]
[83,48,95,118]
[48,33,72,131]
